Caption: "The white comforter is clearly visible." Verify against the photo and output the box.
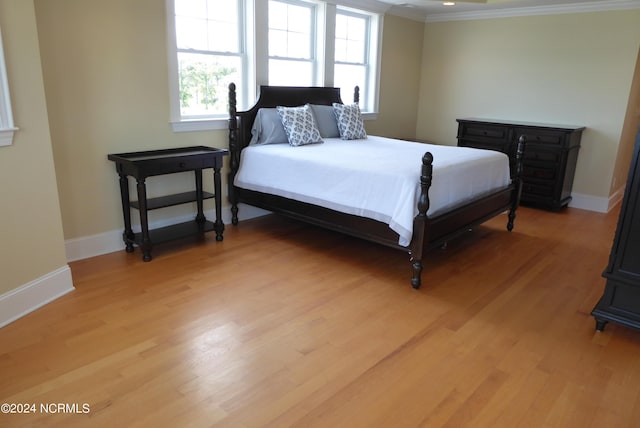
[234,136,511,246]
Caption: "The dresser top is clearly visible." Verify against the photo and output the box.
[457,118,585,132]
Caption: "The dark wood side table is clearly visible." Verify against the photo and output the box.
[108,146,228,261]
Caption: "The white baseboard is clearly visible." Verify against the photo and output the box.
[569,189,624,213]
[0,265,75,328]
[65,204,270,262]
[569,192,609,213]
[607,186,625,211]
[66,191,624,263]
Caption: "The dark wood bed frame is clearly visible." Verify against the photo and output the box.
[227,83,524,289]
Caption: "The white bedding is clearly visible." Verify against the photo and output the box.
[234,136,511,246]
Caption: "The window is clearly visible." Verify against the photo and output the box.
[167,0,382,131]
[0,24,17,147]
[334,7,381,113]
[173,0,246,118]
[268,0,318,87]
[334,8,378,112]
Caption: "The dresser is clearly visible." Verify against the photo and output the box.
[457,118,584,211]
[592,128,640,332]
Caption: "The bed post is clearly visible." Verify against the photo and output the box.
[354,86,360,104]
[410,152,434,290]
[228,83,240,225]
[508,135,525,231]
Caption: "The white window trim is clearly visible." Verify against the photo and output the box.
[166,0,381,132]
[0,24,17,146]
[334,6,381,115]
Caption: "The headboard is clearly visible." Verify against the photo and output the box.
[227,83,359,192]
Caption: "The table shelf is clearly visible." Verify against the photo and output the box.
[133,220,215,246]
[130,191,215,210]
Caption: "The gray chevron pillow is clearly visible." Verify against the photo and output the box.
[332,103,367,140]
[276,105,324,147]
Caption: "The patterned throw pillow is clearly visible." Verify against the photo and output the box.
[332,103,367,140]
[276,105,324,147]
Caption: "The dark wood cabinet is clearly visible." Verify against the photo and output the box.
[108,146,228,261]
[592,128,640,332]
[457,118,584,211]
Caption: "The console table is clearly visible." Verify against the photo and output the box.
[108,146,228,261]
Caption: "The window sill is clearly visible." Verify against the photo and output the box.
[0,127,18,147]
[170,118,228,133]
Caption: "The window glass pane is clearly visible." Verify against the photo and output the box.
[175,0,207,18]
[334,63,365,104]
[347,16,365,41]
[288,5,311,34]
[268,1,312,59]
[269,29,288,57]
[269,59,313,86]
[269,1,288,30]
[178,52,242,116]
[207,0,237,21]
[335,12,367,64]
[288,32,310,58]
[176,16,208,50]
[335,14,347,39]
[209,22,238,52]
[175,0,239,52]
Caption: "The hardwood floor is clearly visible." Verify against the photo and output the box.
[1,206,640,427]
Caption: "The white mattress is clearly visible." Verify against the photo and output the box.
[234,136,511,246]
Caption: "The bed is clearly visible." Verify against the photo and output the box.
[227,84,524,289]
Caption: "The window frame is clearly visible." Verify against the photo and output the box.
[267,0,321,87]
[166,0,382,132]
[0,24,17,147]
[333,6,380,114]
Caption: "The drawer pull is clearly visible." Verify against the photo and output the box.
[179,162,186,168]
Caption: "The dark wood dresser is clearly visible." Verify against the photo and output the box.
[457,118,584,211]
[592,128,640,332]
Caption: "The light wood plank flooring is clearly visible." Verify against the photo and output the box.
[1,206,639,427]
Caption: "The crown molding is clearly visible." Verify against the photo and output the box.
[424,0,640,22]
[387,5,429,21]
[327,0,392,14]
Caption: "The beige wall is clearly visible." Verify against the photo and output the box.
[27,1,640,251]
[417,10,640,200]
[612,46,640,192]
[35,0,229,241]
[34,1,424,242]
[366,14,424,140]
[0,0,68,295]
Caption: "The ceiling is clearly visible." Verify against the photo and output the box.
[375,0,640,21]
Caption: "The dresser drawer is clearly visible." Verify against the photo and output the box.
[459,123,510,142]
[523,148,561,163]
[458,139,508,153]
[516,128,566,146]
[522,181,555,197]
[522,162,558,181]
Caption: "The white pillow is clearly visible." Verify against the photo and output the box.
[276,105,324,146]
[333,103,367,140]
